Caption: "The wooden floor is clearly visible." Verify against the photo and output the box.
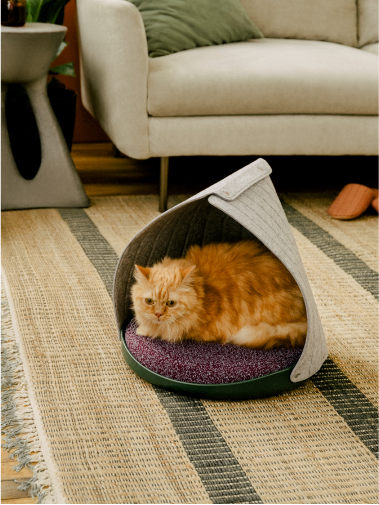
[2,143,377,504]
[72,142,263,198]
[74,143,379,198]
[1,436,38,504]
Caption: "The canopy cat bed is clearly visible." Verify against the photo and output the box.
[113,158,328,400]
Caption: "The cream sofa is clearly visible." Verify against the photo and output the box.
[76,0,378,211]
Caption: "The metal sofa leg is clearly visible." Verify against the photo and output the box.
[159,156,169,212]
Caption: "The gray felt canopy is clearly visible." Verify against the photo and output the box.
[113,158,328,383]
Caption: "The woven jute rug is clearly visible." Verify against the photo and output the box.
[2,193,378,504]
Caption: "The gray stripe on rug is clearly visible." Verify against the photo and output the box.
[281,203,378,456]
[312,358,378,457]
[59,209,116,295]
[281,202,379,299]
[157,390,263,504]
[59,208,262,504]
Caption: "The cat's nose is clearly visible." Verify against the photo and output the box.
[155,312,162,319]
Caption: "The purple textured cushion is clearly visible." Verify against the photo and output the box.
[124,319,303,384]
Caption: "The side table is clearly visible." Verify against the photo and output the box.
[1,22,89,210]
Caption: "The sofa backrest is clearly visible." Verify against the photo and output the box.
[358,0,378,47]
[240,0,358,47]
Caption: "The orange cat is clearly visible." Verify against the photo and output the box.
[131,240,307,349]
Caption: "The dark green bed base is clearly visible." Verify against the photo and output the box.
[120,324,307,401]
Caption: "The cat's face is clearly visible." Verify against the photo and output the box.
[132,261,198,330]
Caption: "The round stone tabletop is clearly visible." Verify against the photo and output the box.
[1,22,67,83]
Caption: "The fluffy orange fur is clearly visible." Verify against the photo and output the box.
[131,240,307,349]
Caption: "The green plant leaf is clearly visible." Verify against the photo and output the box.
[26,0,44,21]
[26,0,71,24]
[49,62,76,77]
[54,41,68,59]
[42,0,70,24]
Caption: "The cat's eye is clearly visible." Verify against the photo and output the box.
[145,298,154,305]
[166,300,177,307]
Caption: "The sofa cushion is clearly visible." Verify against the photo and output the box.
[358,0,378,47]
[239,0,358,47]
[361,43,379,55]
[148,38,378,117]
[129,0,263,58]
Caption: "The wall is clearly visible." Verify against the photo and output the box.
[53,0,109,142]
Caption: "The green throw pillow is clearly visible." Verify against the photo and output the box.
[129,0,264,57]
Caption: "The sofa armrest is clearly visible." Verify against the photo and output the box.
[76,0,150,158]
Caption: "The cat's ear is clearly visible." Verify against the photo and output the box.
[180,265,196,282]
[134,264,151,281]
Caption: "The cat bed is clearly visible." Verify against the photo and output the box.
[121,320,304,399]
[114,158,328,400]
[125,319,303,384]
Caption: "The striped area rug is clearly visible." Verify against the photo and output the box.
[2,193,378,504]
